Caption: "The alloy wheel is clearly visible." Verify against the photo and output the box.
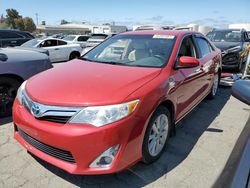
[148,114,169,157]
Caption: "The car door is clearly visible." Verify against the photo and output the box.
[173,35,206,121]
[194,35,220,96]
[56,40,70,61]
[40,39,59,62]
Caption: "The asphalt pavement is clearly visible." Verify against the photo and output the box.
[0,87,249,188]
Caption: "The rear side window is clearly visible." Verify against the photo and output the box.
[58,40,67,45]
[77,36,89,41]
[0,31,24,39]
[195,37,211,58]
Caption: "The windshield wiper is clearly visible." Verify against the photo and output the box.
[80,57,95,62]
[98,61,124,65]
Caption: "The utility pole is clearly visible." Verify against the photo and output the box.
[35,13,38,25]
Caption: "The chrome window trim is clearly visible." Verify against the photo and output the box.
[22,91,83,119]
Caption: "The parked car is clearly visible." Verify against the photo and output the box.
[63,35,90,48]
[229,80,250,188]
[21,38,82,63]
[81,33,116,55]
[0,29,34,47]
[13,30,221,175]
[206,29,250,72]
[86,33,115,47]
[0,48,52,117]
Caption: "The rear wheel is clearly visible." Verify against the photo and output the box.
[69,52,80,60]
[0,77,21,117]
[142,106,171,164]
[207,73,219,99]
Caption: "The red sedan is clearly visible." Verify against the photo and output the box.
[13,30,221,174]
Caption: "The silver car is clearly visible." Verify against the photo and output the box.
[0,47,52,117]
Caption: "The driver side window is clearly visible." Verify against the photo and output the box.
[40,40,58,47]
[178,36,197,58]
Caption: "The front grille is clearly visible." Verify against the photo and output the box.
[18,127,76,163]
[21,91,82,124]
[37,116,71,123]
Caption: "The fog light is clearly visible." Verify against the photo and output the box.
[90,145,120,168]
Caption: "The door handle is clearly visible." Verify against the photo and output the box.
[54,48,59,50]
[11,41,17,43]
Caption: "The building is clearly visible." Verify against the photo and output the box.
[36,23,128,35]
[229,23,250,31]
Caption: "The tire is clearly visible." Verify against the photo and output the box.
[142,106,171,164]
[0,77,21,117]
[69,52,80,60]
[207,73,220,99]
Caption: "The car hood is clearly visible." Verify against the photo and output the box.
[0,47,49,62]
[26,59,161,106]
[14,46,49,56]
[213,42,241,51]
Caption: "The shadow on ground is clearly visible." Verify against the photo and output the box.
[0,116,12,126]
[32,87,231,188]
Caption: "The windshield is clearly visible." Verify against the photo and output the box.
[81,34,176,68]
[207,30,242,42]
[63,35,76,41]
[21,39,40,47]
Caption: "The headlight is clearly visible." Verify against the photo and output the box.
[69,99,139,127]
[16,81,27,104]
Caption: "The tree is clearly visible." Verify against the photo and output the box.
[0,14,5,23]
[5,9,21,29]
[23,17,36,32]
[60,19,69,25]
[14,18,24,30]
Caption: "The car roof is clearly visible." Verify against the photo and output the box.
[120,30,200,37]
[42,37,68,42]
[211,28,243,32]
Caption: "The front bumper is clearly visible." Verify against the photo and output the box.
[13,99,145,174]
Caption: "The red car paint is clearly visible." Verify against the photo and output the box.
[13,30,221,174]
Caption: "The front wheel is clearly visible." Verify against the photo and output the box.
[142,106,171,164]
[0,77,21,117]
[207,73,219,99]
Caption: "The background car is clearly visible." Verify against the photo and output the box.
[206,29,250,72]
[85,33,115,47]
[81,33,116,55]
[63,35,90,48]
[229,80,250,188]
[0,29,34,47]
[13,30,222,175]
[21,38,82,63]
[0,47,52,117]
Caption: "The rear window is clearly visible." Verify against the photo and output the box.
[90,34,108,39]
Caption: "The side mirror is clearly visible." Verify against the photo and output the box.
[176,56,200,69]
[231,80,250,105]
[0,53,8,61]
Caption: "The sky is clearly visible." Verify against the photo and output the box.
[0,0,249,28]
